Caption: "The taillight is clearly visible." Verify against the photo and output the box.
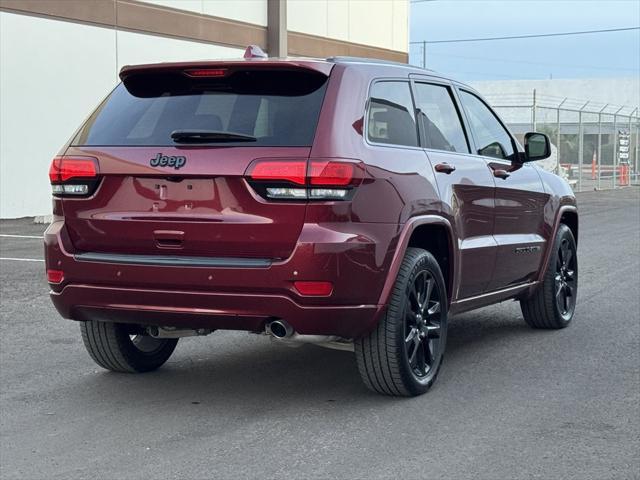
[293,281,333,296]
[250,160,306,185]
[49,156,99,196]
[247,158,363,201]
[47,269,64,284]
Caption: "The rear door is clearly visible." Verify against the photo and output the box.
[457,89,548,290]
[60,67,330,260]
[411,79,497,299]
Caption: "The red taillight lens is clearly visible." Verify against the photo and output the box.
[48,157,62,182]
[246,158,363,201]
[184,68,228,77]
[47,269,64,284]
[293,281,333,296]
[249,160,307,185]
[49,156,98,182]
[309,160,355,186]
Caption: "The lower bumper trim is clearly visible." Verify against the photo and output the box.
[74,252,272,268]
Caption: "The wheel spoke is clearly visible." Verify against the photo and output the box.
[409,284,420,311]
[555,285,565,313]
[408,337,420,366]
[405,328,418,345]
[416,341,427,373]
[422,277,434,314]
[426,338,437,367]
[560,241,569,265]
[426,323,441,339]
[427,301,441,316]
[564,247,573,267]
[565,283,575,297]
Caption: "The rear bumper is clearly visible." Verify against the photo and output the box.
[45,220,399,338]
[50,284,382,337]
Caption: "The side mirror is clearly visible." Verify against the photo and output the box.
[523,132,551,162]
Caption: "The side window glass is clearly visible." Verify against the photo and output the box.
[459,90,515,159]
[414,83,469,153]
[367,81,418,147]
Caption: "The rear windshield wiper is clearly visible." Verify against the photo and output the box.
[171,130,257,143]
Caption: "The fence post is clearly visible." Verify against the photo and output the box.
[632,108,639,184]
[557,98,566,177]
[597,105,608,190]
[629,108,640,182]
[578,110,583,192]
[613,113,618,188]
[532,89,537,131]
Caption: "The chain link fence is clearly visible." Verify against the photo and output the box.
[485,91,640,191]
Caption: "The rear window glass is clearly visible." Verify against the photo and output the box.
[367,81,418,147]
[73,69,329,147]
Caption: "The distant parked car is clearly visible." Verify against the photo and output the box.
[45,48,578,396]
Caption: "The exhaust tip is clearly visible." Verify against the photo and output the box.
[267,320,293,339]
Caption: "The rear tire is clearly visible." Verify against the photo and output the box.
[520,224,578,329]
[80,321,178,372]
[355,248,448,396]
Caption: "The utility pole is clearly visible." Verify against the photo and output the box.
[422,40,427,68]
[267,0,287,57]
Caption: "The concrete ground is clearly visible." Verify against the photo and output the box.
[1,188,639,480]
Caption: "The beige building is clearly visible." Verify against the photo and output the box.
[0,0,409,218]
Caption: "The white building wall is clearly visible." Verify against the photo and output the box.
[141,0,268,26]
[0,12,242,218]
[288,0,408,52]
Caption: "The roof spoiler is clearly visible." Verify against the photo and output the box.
[119,46,333,81]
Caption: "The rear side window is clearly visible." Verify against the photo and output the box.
[73,70,328,147]
[367,81,418,147]
[459,90,515,159]
[413,83,469,153]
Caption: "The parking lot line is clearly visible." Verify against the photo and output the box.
[0,257,44,262]
[0,234,43,239]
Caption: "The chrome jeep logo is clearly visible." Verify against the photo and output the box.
[150,153,186,170]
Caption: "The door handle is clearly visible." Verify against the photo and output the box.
[493,169,510,179]
[434,163,456,174]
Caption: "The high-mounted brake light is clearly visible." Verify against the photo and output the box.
[247,158,363,201]
[49,156,99,196]
[184,68,228,78]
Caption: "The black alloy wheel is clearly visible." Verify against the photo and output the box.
[404,270,444,380]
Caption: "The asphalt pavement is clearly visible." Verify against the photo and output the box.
[1,188,639,479]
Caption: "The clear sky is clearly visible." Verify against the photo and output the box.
[409,0,640,81]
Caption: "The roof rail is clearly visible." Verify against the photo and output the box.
[326,56,436,72]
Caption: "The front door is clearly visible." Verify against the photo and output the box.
[457,89,548,291]
[412,80,497,299]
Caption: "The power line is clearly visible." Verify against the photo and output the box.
[420,50,640,73]
[410,26,640,44]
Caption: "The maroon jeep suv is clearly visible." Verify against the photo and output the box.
[45,52,578,396]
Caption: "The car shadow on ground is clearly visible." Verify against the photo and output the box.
[63,308,546,413]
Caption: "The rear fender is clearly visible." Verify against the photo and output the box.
[534,205,578,285]
[377,215,457,309]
